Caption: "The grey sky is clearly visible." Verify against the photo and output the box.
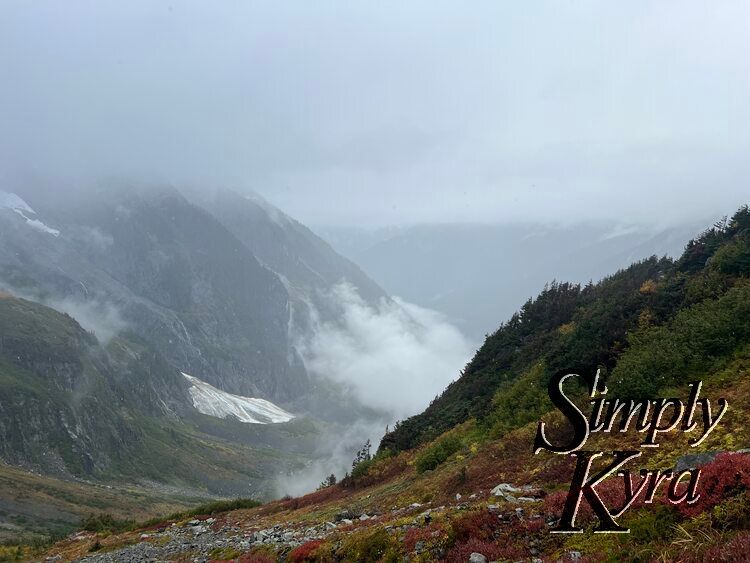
[1,1,748,226]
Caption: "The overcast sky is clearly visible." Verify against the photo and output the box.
[1,1,748,227]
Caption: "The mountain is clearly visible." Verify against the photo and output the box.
[1,186,390,405]
[0,185,394,541]
[193,189,388,335]
[0,187,304,401]
[0,293,311,487]
[40,204,750,563]
[323,222,705,341]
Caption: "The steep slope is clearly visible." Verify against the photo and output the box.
[381,206,750,453]
[0,294,311,488]
[203,190,386,303]
[0,187,307,402]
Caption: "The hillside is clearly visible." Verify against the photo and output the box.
[0,295,317,523]
[380,206,750,454]
[37,204,750,562]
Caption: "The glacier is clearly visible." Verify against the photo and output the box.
[182,372,294,424]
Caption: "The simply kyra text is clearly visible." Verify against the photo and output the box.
[533,369,728,533]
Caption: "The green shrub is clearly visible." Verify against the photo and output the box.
[81,514,135,534]
[415,435,462,473]
[712,492,750,530]
[138,498,262,529]
[611,283,750,398]
[711,233,750,276]
[351,458,374,480]
[488,362,551,436]
[337,528,396,562]
[208,547,242,560]
[185,498,261,516]
[627,505,678,544]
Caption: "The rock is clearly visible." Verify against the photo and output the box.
[325,522,337,530]
[360,514,370,521]
[335,510,356,522]
[568,551,582,561]
[410,503,422,509]
[491,483,520,495]
[518,497,537,503]
[187,519,200,526]
[342,519,353,525]
[491,483,535,495]
[455,493,462,501]
[415,540,425,554]
[206,518,216,524]
[674,451,718,473]
[469,553,488,563]
[139,534,150,540]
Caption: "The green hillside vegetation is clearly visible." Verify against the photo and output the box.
[381,205,750,453]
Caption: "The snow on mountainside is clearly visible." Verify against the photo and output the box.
[183,372,294,424]
[0,191,60,236]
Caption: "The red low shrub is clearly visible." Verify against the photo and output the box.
[507,516,546,534]
[542,472,654,525]
[680,452,750,518]
[288,540,325,562]
[450,510,500,542]
[402,523,447,552]
[682,531,750,562]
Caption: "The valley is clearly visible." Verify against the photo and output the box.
[21,204,750,561]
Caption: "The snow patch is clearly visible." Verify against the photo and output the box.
[0,191,60,236]
[182,372,294,424]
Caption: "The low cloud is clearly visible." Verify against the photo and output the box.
[45,297,127,345]
[0,280,127,345]
[278,283,472,494]
[300,282,472,422]
[274,418,385,498]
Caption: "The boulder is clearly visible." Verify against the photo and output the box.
[673,451,718,473]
